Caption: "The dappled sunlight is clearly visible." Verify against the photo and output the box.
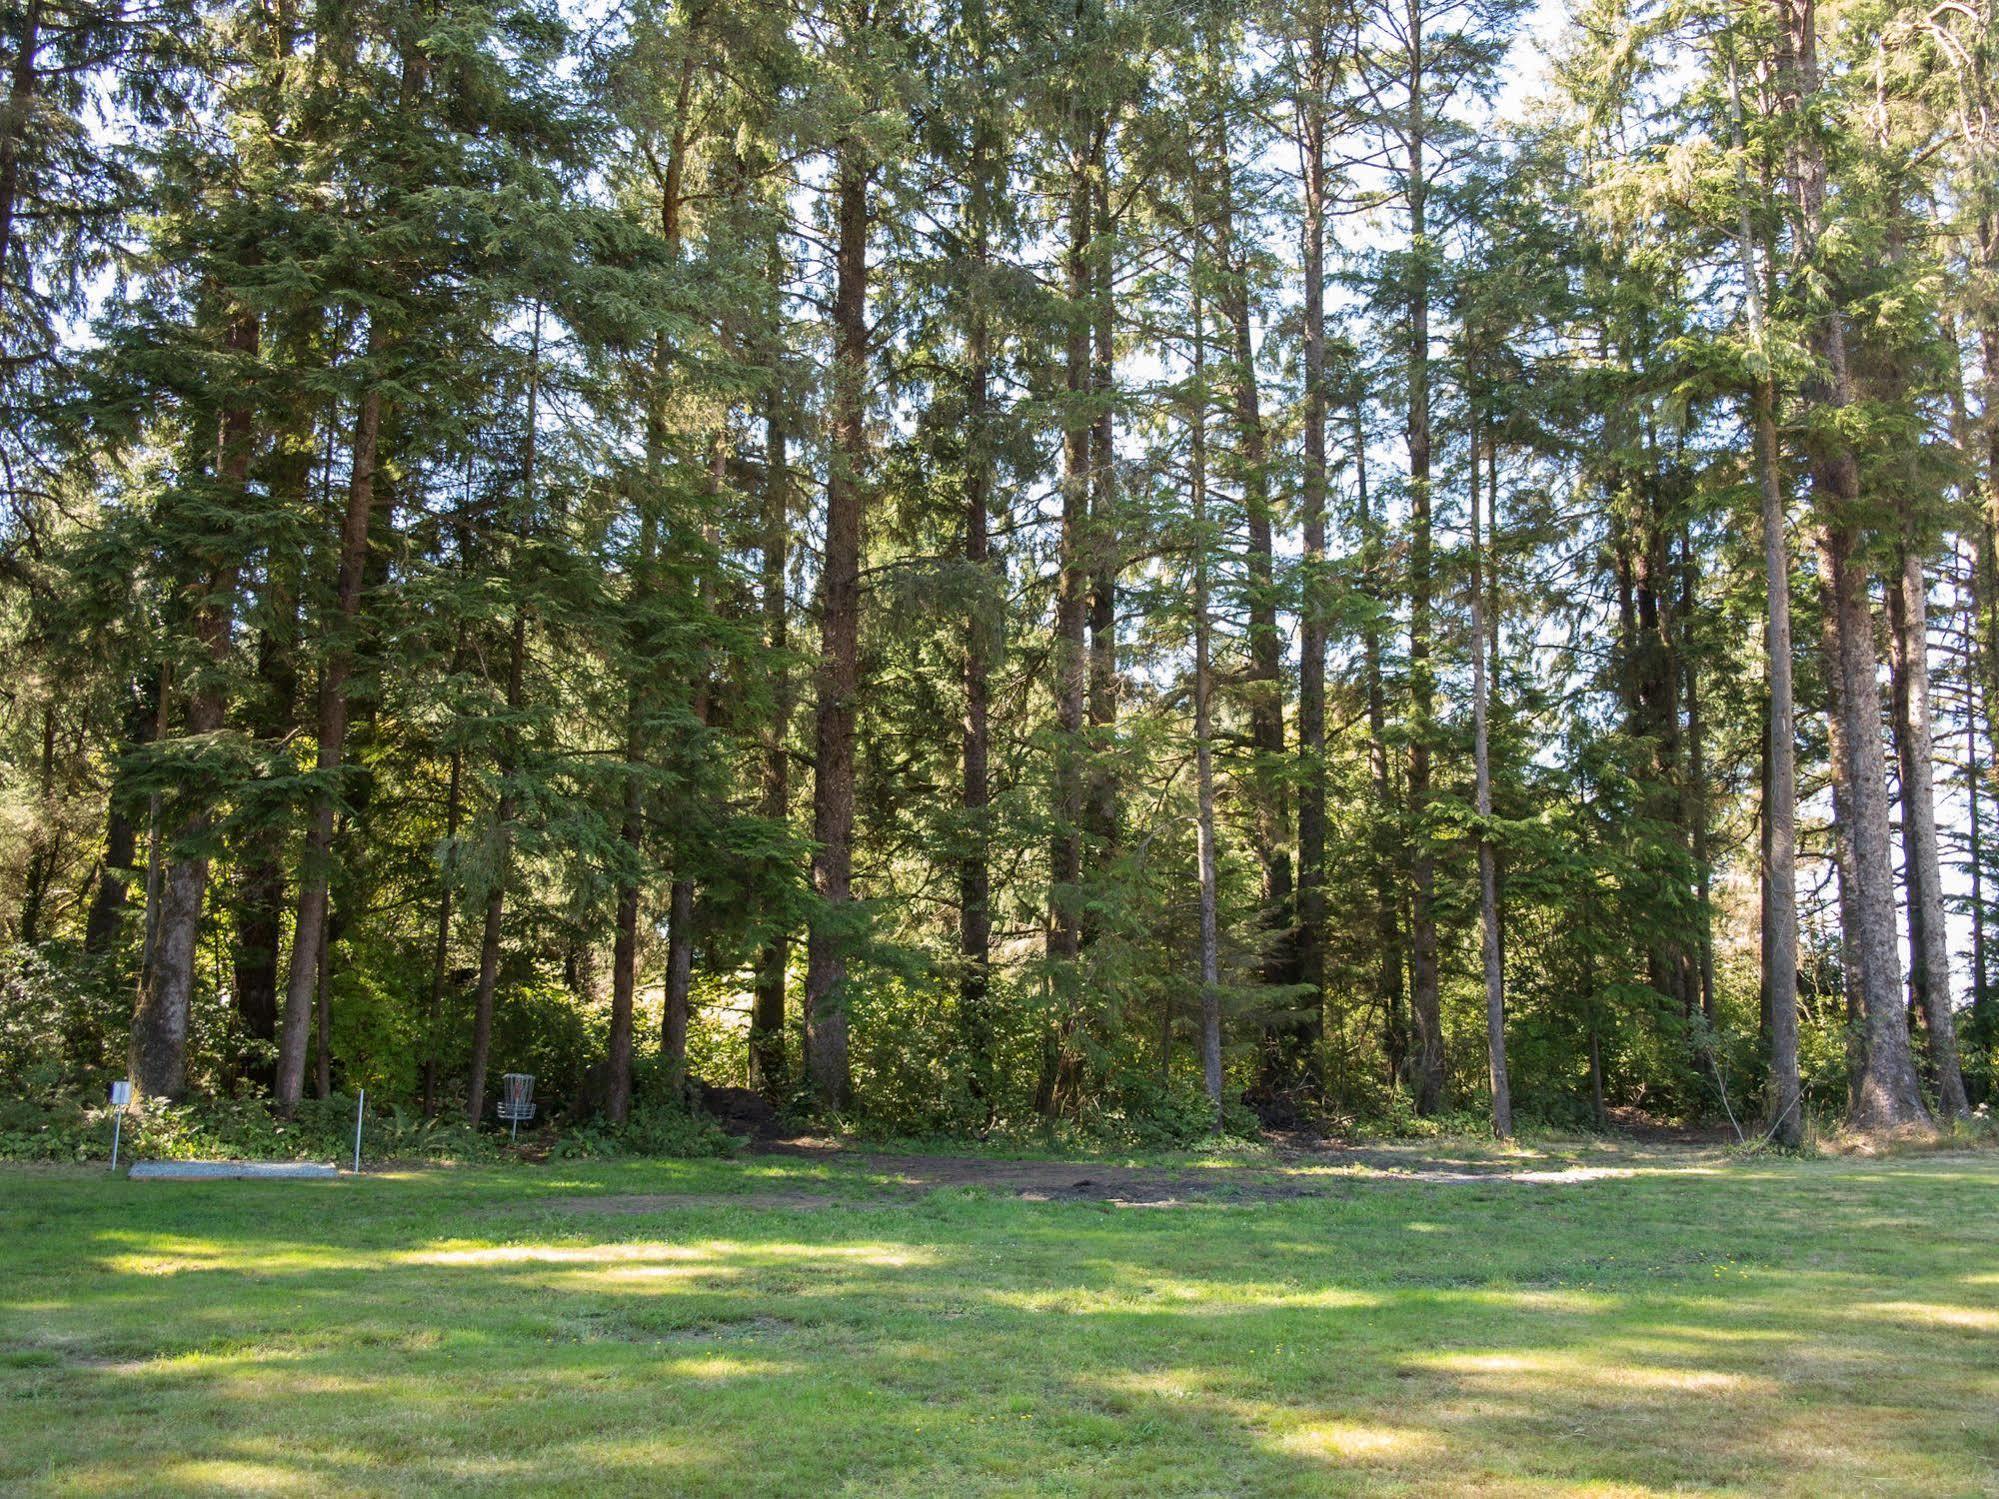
[657,1354,800,1383]
[1848,1299,1999,1333]
[9,1153,1999,1496]
[408,1241,719,1268]
[1412,1348,1777,1396]
[1270,1417,1442,1465]
[986,1274,1381,1317]
[157,1458,314,1493]
[405,1237,935,1273]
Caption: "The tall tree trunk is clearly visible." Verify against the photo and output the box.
[1215,138,1301,1088]
[422,746,462,1117]
[1403,3,1444,1114]
[751,384,792,1102]
[84,687,155,954]
[1889,552,1971,1118]
[1723,29,1799,1139]
[958,118,995,1107]
[607,41,697,1124]
[132,309,259,1098]
[1470,404,1510,1138]
[1820,530,1930,1129]
[1354,403,1403,1077]
[0,0,42,308]
[1042,95,1092,1115]
[275,345,384,1112]
[1294,32,1330,1049]
[1776,0,1929,1130]
[661,876,694,1082]
[465,612,526,1124]
[1085,155,1118,876]
[1191,280,1222,1123]
[804,143,869,1110]
[1682,537,1715,1026]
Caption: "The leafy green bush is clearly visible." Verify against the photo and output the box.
[551,1103,736,1160]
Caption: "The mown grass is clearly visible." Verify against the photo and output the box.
[2,1142,1995,1496]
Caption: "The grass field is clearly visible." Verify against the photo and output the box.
[3,1140,1996,1496]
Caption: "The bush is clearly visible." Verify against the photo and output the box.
[551,1102,736,1160]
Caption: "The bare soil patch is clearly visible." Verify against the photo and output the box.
[532,1138,1711,1217]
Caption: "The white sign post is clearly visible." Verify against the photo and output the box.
[352,1089,365,1174]
[108,1081,132,1171]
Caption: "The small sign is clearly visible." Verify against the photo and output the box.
[109,1081,132,1107]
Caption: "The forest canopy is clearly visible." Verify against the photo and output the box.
[0,0,1993,1147]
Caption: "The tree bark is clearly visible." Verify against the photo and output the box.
[1889,552,1971,1118]
[1085,154,1118,875]
[0,0,42,308]
[1470,407,1510,1138]
[1403,0,1444,1114]
[422,746,462,1117]
[1775,0,1928,1131]
[751,382,792,1102]
[1191,280,1222,1124]
[1294,28,1330,1047]
[276,341,383,1112]
[1042,86,1092,1114]
[804,142,869,1110]
[958,113,995,1107]
[132,308,259,1099]
[465,611,526,1124]
[83,687,154,954]
[1215,134,1302,1088]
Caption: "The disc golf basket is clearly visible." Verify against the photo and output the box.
[497,1073,536,1141]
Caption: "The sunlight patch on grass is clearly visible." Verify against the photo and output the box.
[657,1354,798,1382]
[1414,1349,1773,1395]
[1268,1418,1441,1465]
[158,1458,313,1492]
[406,1241,718,1267]
[986,1280,1380,1316]
[1851,1300,1999,1333]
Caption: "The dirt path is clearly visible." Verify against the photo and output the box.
[539,1134,1724,1216]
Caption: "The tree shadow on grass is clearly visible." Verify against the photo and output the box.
[2,1157,1996,1495]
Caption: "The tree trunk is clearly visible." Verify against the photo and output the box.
[1042,98,1092,1114]
[0,0,42,305]
[662,876,694,1083]
[422,746,462,1117]
[276,347,384,1112]
[132,308,259,1099]
[804,143,868,1110]
[1294,33,1330,1044]
[1191,280,1222,1124]
[1682,538,1715,1027]
[1775,0,1928,1131]
[1403,3,1444,1114]
[1215,137,1301,1087]
[958,118,995,1107]
[1470,408,1510,1138]
[465,612,526,1124]
[1821,531,1931,1130]
[751,382,792,1103]
[1085,156,1118,877]
[83,687,154,954]
[1889,551,1970,1118]
[1354,403,1404,1077]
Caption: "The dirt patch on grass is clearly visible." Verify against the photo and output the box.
[540,1191,902,1215]
[534,1143,1685,1217]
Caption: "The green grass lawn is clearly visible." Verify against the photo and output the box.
[4,1142,1996,1496]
